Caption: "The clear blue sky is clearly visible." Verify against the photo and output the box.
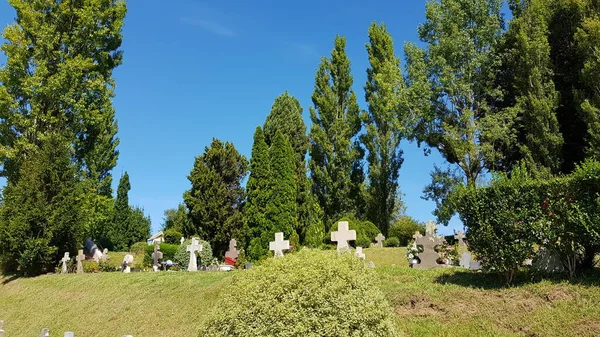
[0,0,472,236]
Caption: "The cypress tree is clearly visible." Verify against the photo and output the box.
[111,172,132,251]
[309,35,364,229]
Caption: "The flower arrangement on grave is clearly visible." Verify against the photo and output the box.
[435,243,459,266]
[405,240,422,264]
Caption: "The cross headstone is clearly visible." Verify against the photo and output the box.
[61,252,70,274]
[40,328,50,337]
[412,225,445,270]
[225,239,239,260]
[454,230,466,246]
[152,244,163,272]
[122,254,134,273]
[76,250,85,274]
[186,238,203,271]
[0,320,4,337]
[412,231,423,250]
[180,237,185,245]
[64,332,75,337]
[425,220,437,237]
[469,261,482,270]
[459,252,471,268]
[331,221,356,252]
[375,233,385,248]
[100,248,109,263]
[269,232,290,258]
[355,247,366,260]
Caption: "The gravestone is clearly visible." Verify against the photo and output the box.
[412,222,446,270]
[61,252,70,274]
[152,244,163,272]
[355,247,366,260]
[412,231,422,249]
[40,328,50,337]
[224,239,239,266]
[0,320,4,337]
[375,233,385,248]
[469,261,482,270]
[100,248,109,263]
[269,232,290,258]
[122,254,134,273]
[76,250,85,274]
[244,262,253,269]
[64,332,75,337]
[366,261,376,268]
[331,221,356,253]
[459,252,471,268]
[532,248,564,273]
[186,238,203,272]
[180,237,184,245]
[454,230,466,246]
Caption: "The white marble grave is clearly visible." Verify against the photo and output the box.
[225,239,239,260]
[331,221,356,252]
[122,254,134,273]
[375,233,385,248]
[355,247,366,260]
[76,250,85,274]
[269,232,290,258]
[61,252,70,274]
[186,238,203,271]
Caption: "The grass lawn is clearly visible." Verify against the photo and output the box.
[1,247,599,337]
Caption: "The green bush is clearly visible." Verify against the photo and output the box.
[130,242,147,256]
[389,216,424,246]
[144,243,179,266]
[82,260,99,273]
[16,239,57,276]
[173,239,213,268]
[326,216,380,248]
[383,237,400,247]
[163,229,183,244]
[201,249,397,337]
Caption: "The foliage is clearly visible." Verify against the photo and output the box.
[389,216,425,247]
[303,198,326,248]
[201,249,397,337]
[111,173,131,251]
[383,237,400,247]
[327,216,380,248]
[174,239,213,268]
[362,22,405,237]
[161,203,192,233]
[82,260,100,273]
[183,138,248,257]
[144,244,179,267]
[128,206,152,248]
[163,229,184,244]
[129,242,148,256]
[309,35,365,226]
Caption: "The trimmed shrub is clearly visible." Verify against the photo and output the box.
[144,243,179,266]
[326,216,380,248]
[389,216,425,246]
[82,260,99,273]
[201,249,397,337]
[383,237,400,247]
[129,242,147,256]
[173,239,213,268]
[163,229,183,244]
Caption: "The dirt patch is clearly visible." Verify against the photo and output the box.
[544,287,573,303]
[573,318,600,337]
[394,293,447,317]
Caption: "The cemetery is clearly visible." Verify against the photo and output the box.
[1,0,600,336]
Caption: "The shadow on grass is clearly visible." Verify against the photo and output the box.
[434,268,600,289]
[1,273,20,285]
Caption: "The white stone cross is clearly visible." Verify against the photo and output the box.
[355,247,366,260]
[269,232,290,258]
[39,328,50,337]
[331,221,356,252]
[187,238,203,271]
[375,233,385,248]
[61,252,70,274]
[454,230,466,246]
[225,239,239,260]
[180,237,185,245]
[76,250,85,274]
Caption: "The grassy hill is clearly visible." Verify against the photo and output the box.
[1,248,599,337]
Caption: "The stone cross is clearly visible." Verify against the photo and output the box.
[269,232,290,258]
[100,248,109,263]
[425,221,437,237]
[122,254,134,273]
[413,226,445,270]
[412,231,423,250]
[459,252,471,268]
[355,247,366,260]
[331,221,356,252]
[61,252,70,274]
[40,328,50,337]
[152,244,163,272]
[180,237,185,245]
[375,233,385,248]
[454,230,466,246]
[225,239,239,260]
[186,238,203,271]
[76,250,85,274]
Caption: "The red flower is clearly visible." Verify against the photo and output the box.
[549,211,554,216]
[542,203,548,209]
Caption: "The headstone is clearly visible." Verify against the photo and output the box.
[61,252,70,274]
[459,252,471,268]
[225,239,239,260]
[532,248,564,273]
[244,262,253,269]
[454,230,466,246]
[375,233,385,248]
[76,250,85,274]
[64,332,75,337]
[469,261,482,270]
[84,238,103,263]
[412,231,422,250]
[186,238,203,272]
[100,248,109,263]
[355,247,366,260]
[269,232,290,258]
[412,223,446,270]
[122,254,134,273]
[180,237,185,245]
[331,221,356,252]
[152,244,163,272]
[366,261,376,268]
[425,220,437,237]
[0,320,4,337]
[40,328,50,337]
[219,264,234,272]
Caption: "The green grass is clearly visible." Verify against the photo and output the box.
[1,248,600,337]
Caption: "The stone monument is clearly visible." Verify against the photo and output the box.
[152,244,163,272]
[269,232,290,258]
[331,221,356,253]
[76,250,85,274]
[412,222,447,270]
[122,254,134,273]
[186,238,203,272]
[355,247,366,259]
[454,230,466,246]
[375,233,385,248]
[459,252,471,268]
[39,328,50,337]
[61,252,70,274]
[224,239,239,266]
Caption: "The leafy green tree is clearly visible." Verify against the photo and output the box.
[110,172,132,251]
[263,92,310,240]
[309,35,365,228]
[184,139,248,257]
[362,22,405,237]
[162,203,192,233]
[389,216,425,247]
[0,0,126,195]
[0,135,83,275]
[128,206,151,247]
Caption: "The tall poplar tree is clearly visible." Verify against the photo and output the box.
[111,172,132,251]
[309,35,364,229]
[362,22,405,236]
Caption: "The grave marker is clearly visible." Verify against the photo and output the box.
[459,252,471,268]
[269,232,290,258]
[186,238,203,271]
[355,247,366,260]
[225,239,239,260]
[331,221,356,252]
[122,254,134,273]
[76,250,85,274]
[40,328,50,337]
[61,252,70,274]
[375,233,385,248]
[64,332,74,337]
[152,244,163,272]
[0,320,4,337]
[413,222,446,270]
[454,230,466,246]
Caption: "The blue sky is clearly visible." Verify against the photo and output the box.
[0,0,474,236]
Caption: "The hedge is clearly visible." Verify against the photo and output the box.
[144,243,179,267]
[326,216,380,248]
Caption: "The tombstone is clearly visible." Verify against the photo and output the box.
[412,231,422,249]
[180,237,185,245]
[152,244,163,272]
[355,247,366,260]
[532,248,564,273]
[40,328,50,337]
[244,262,253,270]
[331,221,356,253]
[459,252,471,268]
[375,233,385,248]
[100,248,109,263]
[366,261,376,269]
[454,230,466,246]
[61,252,70,274]
[122,254,134,273]
[425,220,437,237]
[64,332,75,337]
[0,320,4,337]
[469,261,483,270]
[186,238,203,272]
[412,224,446,270]
[269,232,290,258]
[76,250,85,274]
[219,264,234,272]
[225,239,239,260]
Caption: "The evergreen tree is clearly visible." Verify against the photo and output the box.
[362,22,405,237]
[111,172,132,251]
[128,206,151,247]
[263,92,310,241]
[0,135,83,275]
[184,139,248,257]
[162,203,192,233]
[309,35,364,229]
[245,127,272,259]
